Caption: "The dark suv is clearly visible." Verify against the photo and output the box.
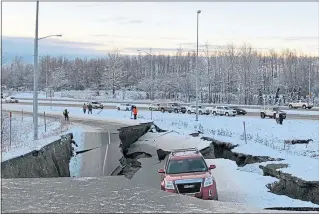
[157,148,218,200]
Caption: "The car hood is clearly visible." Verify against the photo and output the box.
[165,171,210,181]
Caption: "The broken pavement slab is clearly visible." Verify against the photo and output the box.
[260,163,319,205]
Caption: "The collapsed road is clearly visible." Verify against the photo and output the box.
[1,112,318,212]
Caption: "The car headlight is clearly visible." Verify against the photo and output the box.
[204,176,214,187]
[164,179,175,190]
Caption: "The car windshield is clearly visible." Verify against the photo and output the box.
[166,157,207,174]
[224,107,231,110]
[273,107,279,111]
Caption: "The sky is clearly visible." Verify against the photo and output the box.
[1,2,319,60]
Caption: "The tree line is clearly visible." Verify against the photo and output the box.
[2,44,319,105]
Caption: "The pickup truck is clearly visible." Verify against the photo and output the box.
[159,103,186,113]
[260,107,286,119]
[288,100,314,109]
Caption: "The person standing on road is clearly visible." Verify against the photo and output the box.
[83,103,87,114]
[63,109,69,121]
[88,103,93,114]
[133,106,138,120]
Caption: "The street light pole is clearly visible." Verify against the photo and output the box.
[33,0,39,140]
[150,47,153,100]
[195,10,201,122]
[33,0,62,140]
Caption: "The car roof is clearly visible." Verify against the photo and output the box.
[169,150,202,160]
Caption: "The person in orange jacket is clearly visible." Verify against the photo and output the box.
[133,106,138,120]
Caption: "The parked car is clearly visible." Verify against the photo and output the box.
[5,97,19,103]
[117,103,131,111]
[288,100,314,109]
[149,103,161,111]
[169,102,187,114]
[186,105,209,115]
[90,101,104,109]
[212,106,237,116]
[158,147,218,200]
[159,103,174,113]
[231,106,247,115]
[260,106,286,119]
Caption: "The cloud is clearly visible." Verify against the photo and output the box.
[98,16,143,25]
[255,36,318,41]
[2,36,105,62]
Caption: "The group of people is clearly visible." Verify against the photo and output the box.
[82,103,93,114]
[63,103,139,121]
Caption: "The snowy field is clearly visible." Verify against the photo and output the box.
[1,113,72,162]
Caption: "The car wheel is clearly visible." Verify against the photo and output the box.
[225,112,229,116]
[213,193,219,201]
[168,111,172,113]
[117,107,120,111]
[260,112,265,119]
[302,105,307,109]
[187,110,191,114]
[308,107,312,109]
[273,113,276,119]
[161,109,165,113]
[289,105,293,109]
[212,111,217,116]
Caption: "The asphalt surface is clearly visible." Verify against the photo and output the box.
[80,131,122,177]
[3,102,319,120]
[2,177,275,213]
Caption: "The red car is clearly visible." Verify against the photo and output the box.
[157,148,218,200]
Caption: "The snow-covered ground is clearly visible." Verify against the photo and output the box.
[1,114,71,162]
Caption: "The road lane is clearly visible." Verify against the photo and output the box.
[80,131,122,177]
[10,97,319,111]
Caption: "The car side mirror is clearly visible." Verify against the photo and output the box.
[209,165,216,170]
[157,168,165,173]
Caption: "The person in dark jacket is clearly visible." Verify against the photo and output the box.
[88,103,93,114]
[63,109,69,121]
[83,103,87,114]
[278,112,284,125]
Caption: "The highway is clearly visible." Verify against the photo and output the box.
[3,102,319,121]
[7,96,319,111]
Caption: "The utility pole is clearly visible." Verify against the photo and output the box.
[33,0,39,140]
[150,47,153,100]
[195,10,201,121]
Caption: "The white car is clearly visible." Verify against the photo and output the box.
[288,100,314,109]
[149,103,161,111]
[5,97,19,103]
[212,106,237,116]
[90,101,104,109]
[117,103,131,111]
[186,105,209,115]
